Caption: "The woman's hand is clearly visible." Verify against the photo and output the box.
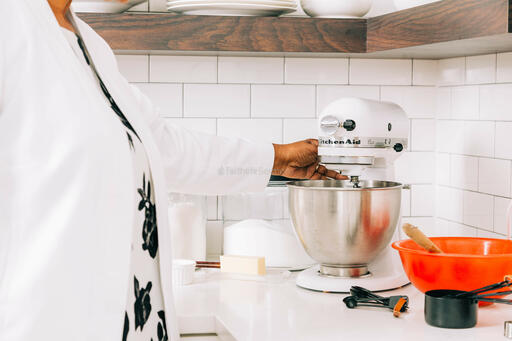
[272,139,348,180]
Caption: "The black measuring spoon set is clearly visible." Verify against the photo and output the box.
[343,276,512,329]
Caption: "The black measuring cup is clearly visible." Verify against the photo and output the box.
[425,276,512,328]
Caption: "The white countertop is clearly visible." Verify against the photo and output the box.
[175,269,512,341]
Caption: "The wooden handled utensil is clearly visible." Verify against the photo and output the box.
[402,223,443,253]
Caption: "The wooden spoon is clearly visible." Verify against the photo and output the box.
[402,223,443,253]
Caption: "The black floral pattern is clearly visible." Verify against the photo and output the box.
[134,276,152,331]
[127,132,135,151]
[157,310,168,341]
[138,173,158,258]
[122,311,129,341]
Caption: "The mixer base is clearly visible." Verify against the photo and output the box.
[296,265,409,293]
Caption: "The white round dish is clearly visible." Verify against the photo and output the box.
[167,2,297,16]
[172,259,196,286]
[393,0,440,11]
[72,0,147,13]
[300,0,372,18]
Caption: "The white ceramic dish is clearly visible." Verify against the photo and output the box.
[167,2,296,16]
[300,0,372,18]
[172,259,196,286]
[72,0,147,13]
[393,0,441,11]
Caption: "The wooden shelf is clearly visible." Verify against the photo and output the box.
[79,0,512,58]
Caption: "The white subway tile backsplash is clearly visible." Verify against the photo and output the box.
[436,153,451,186]
[494,197,512,235]
[402,188,411,217]
[478,158,511,197]
[218,57,283,84]
[496,122,512,160]
[285,58,349,84]
[115,55,149,82]
[283,119,317,143]
[349,59,412,85]
[436,120,464,154]
[465,54,496,85]
[497,52,512,83]
[217,119,283,144]
[165,118,217,135]
[436,87,451,119]
[184,84,250,118]
[479,84,512,121]
[436,186,464,223]
[438,57,465,86]
[435,219,477,237]
[411,119,435,151]
[463,121,494,157]
[135,83,182,117]
[413,60,438,86]
[450,155,478,191]
[317,85,380,114]
[411,185,435,216]
[463,191,494,231]
[251,85,315,118]
[381,86,437,119]
[451,86,479,120]
[150,56,217,83]
[395,152,435,184]
[476,229,507,239]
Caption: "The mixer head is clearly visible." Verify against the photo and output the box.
[318,97,409,177]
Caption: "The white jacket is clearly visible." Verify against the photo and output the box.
[0,1,274,340]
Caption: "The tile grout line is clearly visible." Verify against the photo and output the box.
[249,84,252,118]
[216,56,219,84]
[411,59,414,86]
[181,83,185,118]
[147,55,151,83]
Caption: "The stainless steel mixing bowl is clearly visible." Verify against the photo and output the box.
[287,180,402,277]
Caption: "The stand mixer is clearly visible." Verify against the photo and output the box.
[288,97,410,292]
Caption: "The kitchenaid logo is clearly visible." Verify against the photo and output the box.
[319,138,361,145]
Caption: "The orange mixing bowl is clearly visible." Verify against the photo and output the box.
[392,237,512,294]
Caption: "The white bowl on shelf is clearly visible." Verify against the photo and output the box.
[300,0,372,18]
[71,0,147,13]
[393,0,441,11]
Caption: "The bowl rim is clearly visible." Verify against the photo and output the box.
[392,237,512,258]
[286,179,403,191]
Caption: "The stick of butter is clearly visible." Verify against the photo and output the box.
[220,255,266,276]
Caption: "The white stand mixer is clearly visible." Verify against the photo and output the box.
[293,97,410,293]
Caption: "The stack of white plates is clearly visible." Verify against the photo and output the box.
[167,0,297,16]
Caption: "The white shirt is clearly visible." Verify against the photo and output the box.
[0,1,274,340]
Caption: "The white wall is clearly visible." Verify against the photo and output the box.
[435,55,512,239]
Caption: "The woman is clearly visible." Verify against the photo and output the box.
[0,1,345,340]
